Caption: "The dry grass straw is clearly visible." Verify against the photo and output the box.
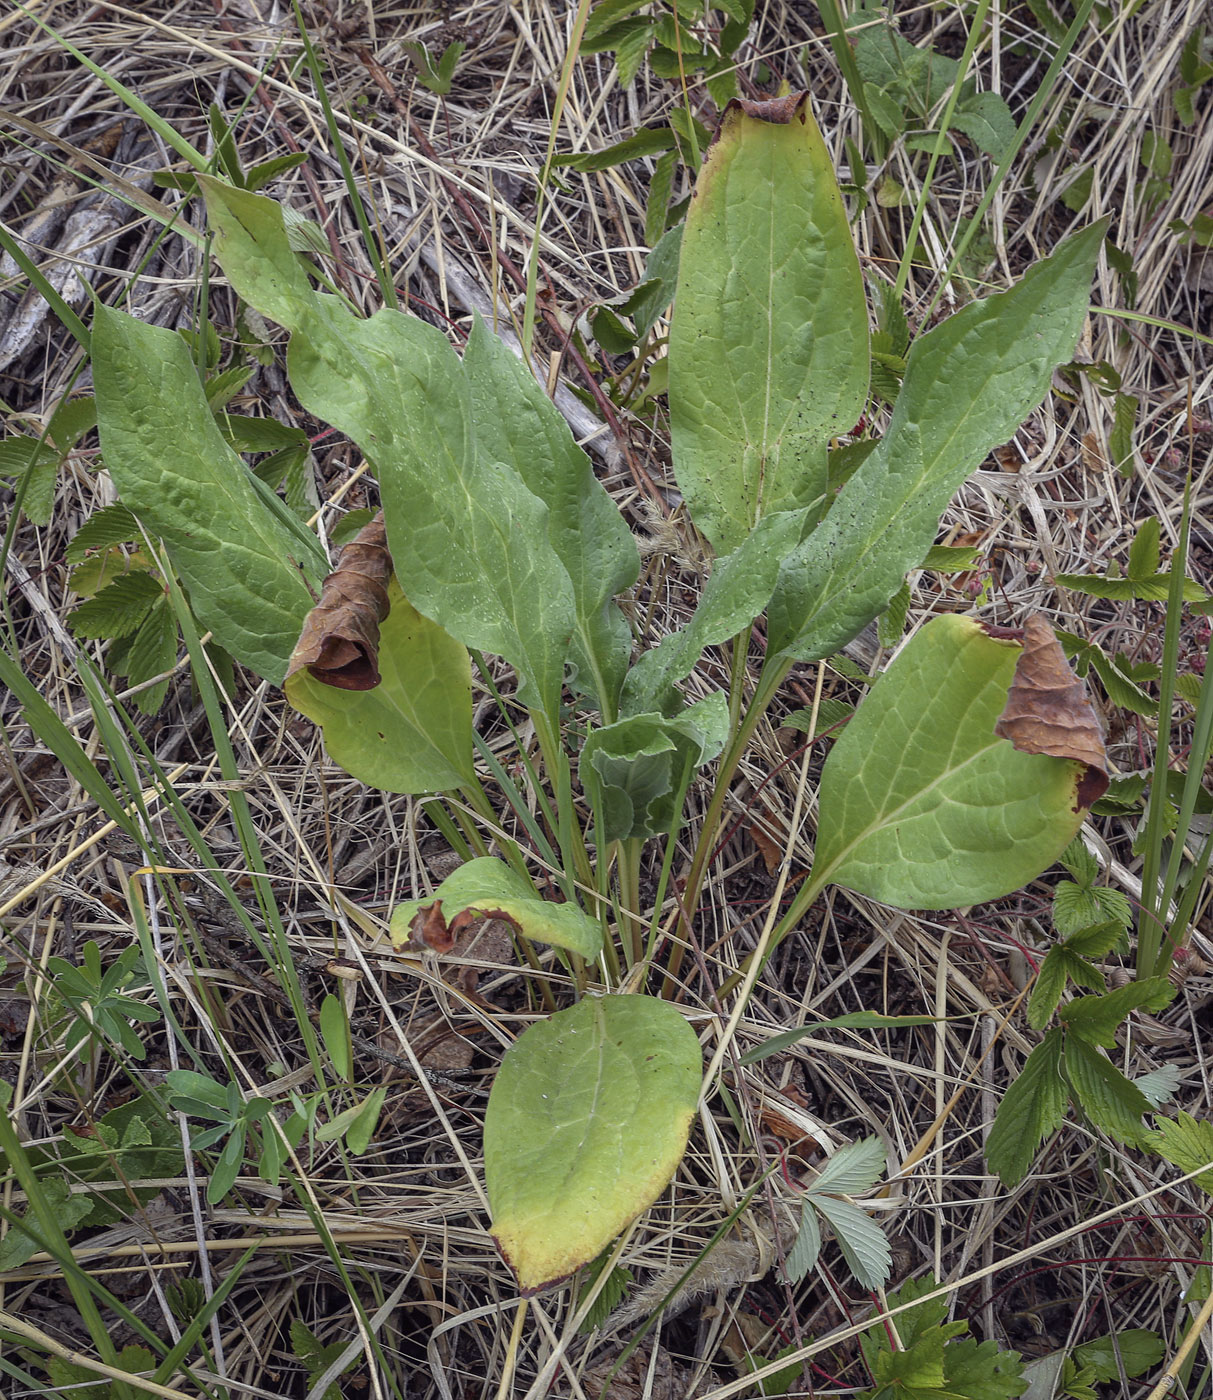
[2,0,1213,1396]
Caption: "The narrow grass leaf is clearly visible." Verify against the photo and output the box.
[739,1012,940,1064]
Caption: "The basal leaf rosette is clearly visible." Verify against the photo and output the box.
[483,994,702,1294]
[812,614,1109,909]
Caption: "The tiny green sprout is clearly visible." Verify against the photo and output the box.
[43,942,159,1064]
[402,38,466,97]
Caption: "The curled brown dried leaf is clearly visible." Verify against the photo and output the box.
[994,614,1109,807]
[286,510,392,690]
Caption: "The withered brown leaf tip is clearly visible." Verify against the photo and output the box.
[993,615,1109,808]
[286,510,393,691]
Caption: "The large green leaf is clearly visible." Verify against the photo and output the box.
[285,580,474,794]
[461,318,639,715]
[668,93,869,553]
[389,857,602,960]
[92,306,325,684]
[198,177,576,720]
[768,221,1107,663]
[484,994,701,1294]
[811,615,1095,909]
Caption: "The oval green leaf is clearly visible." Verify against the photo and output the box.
[669,93,869,554]
[285,580,474,794]
[812,614,1096,909]
[484,994,702,1294]
[389,857,602,961]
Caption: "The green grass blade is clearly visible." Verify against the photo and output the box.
[1138,482,1190,976]
[934,0,1098,311]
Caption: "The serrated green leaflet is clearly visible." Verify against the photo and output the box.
[388,857,602,961]
[669,93,868,553]
[198,177,578,721]
[286,581,474,795]
[985,1029,1066,1187]
[1058,976,1174,1046]
[810,1193,891,1291]
[484,994,701,1293]
[1149,1112,1213,1192]
[92,305,324,685]
[768,222,1107,664]
[806,1136,886,1197]
[811,615,1092,909]
[1062,1035,1152,1146]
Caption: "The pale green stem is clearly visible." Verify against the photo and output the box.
[660,654,793,999]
